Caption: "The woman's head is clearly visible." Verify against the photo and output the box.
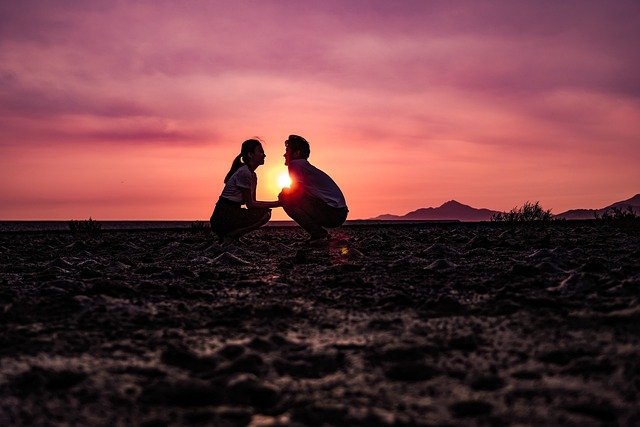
[224,138,265,183]
[239,139,263,164]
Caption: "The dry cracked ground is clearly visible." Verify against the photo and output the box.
[1,221,639,426]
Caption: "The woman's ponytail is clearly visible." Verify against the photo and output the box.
[223,154,243,183]
[222,138,262,183]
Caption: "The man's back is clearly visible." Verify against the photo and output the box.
[288,159,347,209]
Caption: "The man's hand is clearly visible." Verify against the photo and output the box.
[278,187,299,205]
[278,187,290,202]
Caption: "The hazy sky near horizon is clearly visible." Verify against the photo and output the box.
[1,0,639,220]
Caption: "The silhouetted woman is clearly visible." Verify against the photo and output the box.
[210,139,280,245]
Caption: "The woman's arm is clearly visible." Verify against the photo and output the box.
[242,188,280,209]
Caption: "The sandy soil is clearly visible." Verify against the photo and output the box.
[1,222,639,426]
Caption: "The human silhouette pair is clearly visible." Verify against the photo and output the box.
[210,135,348,246]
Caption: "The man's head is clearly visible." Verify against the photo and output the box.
[284,134,310,166]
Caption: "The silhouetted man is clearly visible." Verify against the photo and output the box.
[278,135,348,244]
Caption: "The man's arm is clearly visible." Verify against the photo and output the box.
[279,166,304,203]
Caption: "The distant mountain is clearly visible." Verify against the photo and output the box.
[372,200,500,222]
[372,194,640,222]
[555,194,640,220]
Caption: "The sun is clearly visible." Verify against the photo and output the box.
[277,171,292,189]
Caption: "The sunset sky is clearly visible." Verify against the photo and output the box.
[1,1,639,220]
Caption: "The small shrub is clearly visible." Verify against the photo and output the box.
[68,217,102,236]
[491,201,554,222]
[594,206,639,221]
[190,221,211,233]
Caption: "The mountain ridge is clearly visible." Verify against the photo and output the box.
[372,200,500,222]
[554,193,640,220]
[372,194,640,222]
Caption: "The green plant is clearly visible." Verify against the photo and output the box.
[491,201,554,222]
[68,217,102,236]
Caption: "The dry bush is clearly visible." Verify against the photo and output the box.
[594,206,639,220]
[491,201,554,222]
[68,217,102,237]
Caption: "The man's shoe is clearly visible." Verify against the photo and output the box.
[305,236,329,247]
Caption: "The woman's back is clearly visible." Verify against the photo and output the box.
[220,164,255,204]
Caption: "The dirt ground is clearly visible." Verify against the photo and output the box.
[1,221,639,426]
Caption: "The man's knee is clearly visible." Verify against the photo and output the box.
[281,202,294,218]
[281,199,304,218]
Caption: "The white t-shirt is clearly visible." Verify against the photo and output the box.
[288,159,347,209]
[220,165,256,204]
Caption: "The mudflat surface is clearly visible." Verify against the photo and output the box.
[1,222,639,426]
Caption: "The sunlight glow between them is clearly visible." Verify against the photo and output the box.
[277,171,292,189]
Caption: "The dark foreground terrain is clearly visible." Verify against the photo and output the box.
[1,222,639,426]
